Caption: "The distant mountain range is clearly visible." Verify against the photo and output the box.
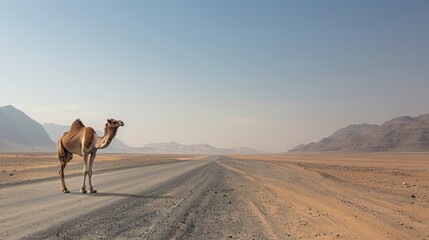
[0,105,55,152]
[289,114,429,152]
[0,105,264,154]
[137,142,265,154]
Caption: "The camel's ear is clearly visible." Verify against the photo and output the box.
[107,119,114,123]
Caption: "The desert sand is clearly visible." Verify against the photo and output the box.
[0,153,428,239]
[227,153,429,239]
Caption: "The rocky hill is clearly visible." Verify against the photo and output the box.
[289,114,429,152]
[0,105,55,152]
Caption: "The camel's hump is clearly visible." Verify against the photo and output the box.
[69,119,85,131]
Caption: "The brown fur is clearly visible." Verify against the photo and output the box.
[84,127,95,149]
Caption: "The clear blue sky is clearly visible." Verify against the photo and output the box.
[1,1,428,152]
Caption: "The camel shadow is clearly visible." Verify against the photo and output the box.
[70,192,174,199]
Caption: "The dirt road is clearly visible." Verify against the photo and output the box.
[0,157,212,239]
[1,155,428,239]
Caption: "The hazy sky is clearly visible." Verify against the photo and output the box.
[1,1,428,152]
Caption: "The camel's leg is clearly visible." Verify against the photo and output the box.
[58,139,70,193]
[80,152,89,193]
[61,152,73,193]
[59,161,69,193]
[88,152,97,193]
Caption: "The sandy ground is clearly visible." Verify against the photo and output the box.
[224,153,429,239]
[1,153,428,239]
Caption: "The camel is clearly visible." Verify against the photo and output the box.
[57,118,124,193]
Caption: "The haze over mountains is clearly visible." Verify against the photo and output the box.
[43,123,264,154]
[0,105,263,154]
[290,114,429,152]
[7,104,429,154]
[140,142,265,154]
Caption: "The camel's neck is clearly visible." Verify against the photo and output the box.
[95,126,117,149]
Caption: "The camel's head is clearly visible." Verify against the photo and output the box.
[106,118,125,129]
